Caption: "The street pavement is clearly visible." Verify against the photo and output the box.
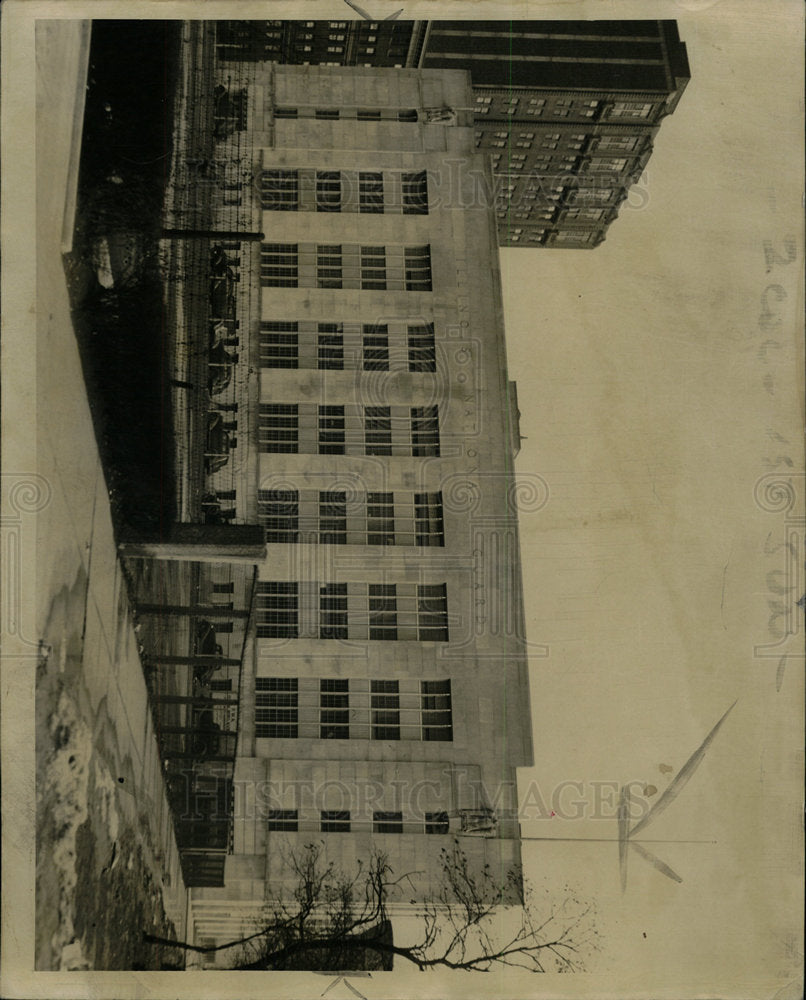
[28,20,189,970]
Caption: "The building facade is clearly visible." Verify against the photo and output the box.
[176,61,534,949]
[214,19,690,248]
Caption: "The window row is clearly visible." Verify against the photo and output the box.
[259,321,435,372]
[275,107,418,122]
[256,677,452,741]
[267,809,450,834]
[260,243,432,291]
[258,403,440,457]
[261,169,427,214]
[474,94,655,121]
[258,489,444,546]
[255,582,448,642]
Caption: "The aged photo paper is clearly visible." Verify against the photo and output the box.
[2,2,803,999]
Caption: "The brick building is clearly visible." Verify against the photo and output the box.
[213,19,690,248]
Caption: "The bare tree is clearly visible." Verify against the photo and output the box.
[145,840,599,972]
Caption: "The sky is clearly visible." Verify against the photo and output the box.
[498,4,803,995]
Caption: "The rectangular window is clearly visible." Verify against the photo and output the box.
[421,679,452,739]
[318,406,345,455]
[411,406,439,457]
[425,811,450,834]
[321,810,351,832]
[360,246,387,290]
[260,321,298,368]
[362,324,389,370]
[367,492,394,545]
[404,246,432,291]
[316,171,341,212]
[357,109,381,121]
[359,171,384,212]
[320,583,348,637]
[369,584,397,641]
[256,583,299,639]
[373,811,403,833]
[319,493,347,545]
[364,406,392,456]
[256,677,298,738]
[407,323,436,372]
[402,171,428,214]
[259,489,299,543]
[259,403,298,453]
[418,585,448,642]
[397,109,417,122]
[320,678,349,738]
[415,492,444,546]
[261,243,298,287]
[611,102,653,119]
[317,322,344,370]
[317,244,343,288]
[267,809,298,830]
[261,170,298,211]
[274,107,297,119]
[371,679,400,740]
[315,108,340,120]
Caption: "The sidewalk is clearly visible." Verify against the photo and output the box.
[33,21,189,970]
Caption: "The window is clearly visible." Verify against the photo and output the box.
[364,407,392,456]
[256,678,298,738]
[360,246,387,290]
[256,583,299,639]
[357,109,381,121]
[411,406,439,456]
[408,323,436,372]
[597,135,639,152]
[402,171,428,214]
[367,492,395,545]
[261,243,298,287]
[319,407,345,455]
[260,321,298,368]
[371,680,400,740]
[404,246,432,291]
[397,109,417,122]
[274,107,297,119]
[267,809,298,831]
[421,679,452,738]
[425,811,450,834]
[373,811,403,834]
[261,170,298,211]
[359,172,384,213]
[317,323,344,370]
[610,101,653,119]
[415,492,444,546]
[362,324,389,370]
[259,489,299,542]
[320,678,349,738]
[317,244,343,288]
[320,583,348,638]
[319,493,347,545]
[369,584,397,640]
[259,404,298,453]
[315,108,340,120]
[316,171,341,212]
[321,810,350,832]
[418,585,448,642]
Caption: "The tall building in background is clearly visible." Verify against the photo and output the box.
[168,58,534,952]
[215,19,690,248]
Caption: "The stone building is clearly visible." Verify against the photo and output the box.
[213,19,690,248]
[176,61,535,949]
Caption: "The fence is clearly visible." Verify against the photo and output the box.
[124,555,258,886]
